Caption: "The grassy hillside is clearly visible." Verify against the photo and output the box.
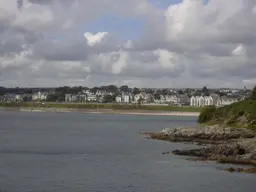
[198,100,256,130]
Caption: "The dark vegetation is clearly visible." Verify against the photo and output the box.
[197,86,256,130]
[222,167,256,174]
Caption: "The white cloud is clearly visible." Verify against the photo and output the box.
[164,0,254,43]
[84,32,109,46]
[0,0,256,88]
[232,44,246,56]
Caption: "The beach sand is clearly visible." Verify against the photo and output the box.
[0,107,199,117]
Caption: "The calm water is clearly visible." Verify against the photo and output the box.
[0,111,255,192]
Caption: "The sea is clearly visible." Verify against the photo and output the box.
[0,111,255,192]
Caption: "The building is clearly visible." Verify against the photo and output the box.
[116,96,122,103]
[190,95,238,107]
[190,96,196,106]
[179,94,190,106]
[217,96,238,107]
[204,96,213,106]
[87,94,97,102]
[77,94,87,102]
[32,91,48,101]
[122,94,130,103]
[65,94,72,102]
[169,95,179,105]
[144,93,154,103]
[15,94,23,101]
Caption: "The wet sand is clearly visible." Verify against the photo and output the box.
[0,107,199,117]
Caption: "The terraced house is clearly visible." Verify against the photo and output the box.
[190,95,239,107]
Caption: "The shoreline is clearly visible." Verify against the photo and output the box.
[143,125,256,173]
[0,107,199,117]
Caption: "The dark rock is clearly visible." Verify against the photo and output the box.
[143,125,256,166]
[222,167,256,174]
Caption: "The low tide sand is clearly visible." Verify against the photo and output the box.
[1,107,200,117]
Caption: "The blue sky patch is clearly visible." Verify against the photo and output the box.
[84,14,144,41]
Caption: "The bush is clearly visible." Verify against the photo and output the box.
[197,105,216,123]
[197,100,256,130]
[251,86,256,100]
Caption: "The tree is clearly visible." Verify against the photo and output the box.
[202,86,210,96]
[178,90,184,95]
[153,93,161,100]
[102,95,116,103]
[137,96,144,105]
[99,85,118,93]
[251,86,256,100]
[197,105,216,123]
[215,91,227,97]
[107,85,118,93]
[90,87,99,94]
[133,87,141,95]
[0,86,5,96]
[161,89,169,95]
[46,94,58,102]
[202,86,208,93]
[144,89,154,94]
[120,85,129,93]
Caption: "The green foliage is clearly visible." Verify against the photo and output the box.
[251,86,256,100]
[120,85,129,93]
[197,105,216,123]
[102,95,116,103]
[197,99,256,130]
[133,87,141,95]
[46,94,59,102]
[55,86,84,94]
[153,93,161,100]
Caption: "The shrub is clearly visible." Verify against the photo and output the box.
[197,105,216,123]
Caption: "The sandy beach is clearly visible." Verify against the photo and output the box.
[0,107,199,117]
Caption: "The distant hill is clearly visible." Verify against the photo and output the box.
[198,87,256,130]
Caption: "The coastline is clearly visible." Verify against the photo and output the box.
[0,107,200,117]
[143,125,256,173]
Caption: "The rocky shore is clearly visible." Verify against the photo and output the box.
[143,125,256,173]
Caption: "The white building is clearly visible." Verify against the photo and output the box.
[122,95,130,103]
[65,94,72,102]
[190,96,196,106]
[87,94,97,102]
[190,95,237,107]
[217,96,238,107]
[204,96,214,106]
[169,95,179,105]
[32,91,48,101]
[190,96,214,107]
[15,94,23,101]
[116,96,122,103]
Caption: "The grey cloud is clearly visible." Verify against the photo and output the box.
[30,40,88,61]
[1,0,256,88]
[17,0,23,9]
[0,38,24,56]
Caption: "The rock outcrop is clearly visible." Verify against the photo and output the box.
[161,125,255,142]
[143,125,256,169]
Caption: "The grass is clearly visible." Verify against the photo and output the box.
[197,100,256,130]
[0,102,202,112]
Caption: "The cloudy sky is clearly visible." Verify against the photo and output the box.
[0,0,255,88]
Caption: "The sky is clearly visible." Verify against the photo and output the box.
[0,0,256,88]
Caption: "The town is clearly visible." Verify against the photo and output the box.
[0,85,252,107]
